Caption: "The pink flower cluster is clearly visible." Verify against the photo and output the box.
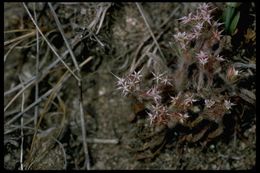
[113,70,142,96]
[114,3,236,127]
[174,3,224,66]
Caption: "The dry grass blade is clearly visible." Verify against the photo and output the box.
[5,88,52,126]
[4,79,35,112]
[239,88,256,104]
[86,138,119,144]
[22,3,80,81]
[95,3,111,34]
[27,70,68,164]
[4,39,24,63]
[4,35,83,97]
[48,3,80,71]
[5,57,93,126]
[136,3,165,60]
[52,137,67,169]
[79,87,90,170]
[87,3,107,32]
[48,96,68,169]
[4,31,36,46]
[233,62,256,69]
[33,2,40,127]
[130,29,166,73]
[4,29,34,34]
[48,2,91,169]
[130,5,178,72]
[18,76,25,170]
[5,118,36,135]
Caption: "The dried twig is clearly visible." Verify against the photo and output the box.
[86,138,119,144]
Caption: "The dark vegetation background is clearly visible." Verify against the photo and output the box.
[4,2,255,170]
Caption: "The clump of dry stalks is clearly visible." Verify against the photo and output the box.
[4,2,115,170]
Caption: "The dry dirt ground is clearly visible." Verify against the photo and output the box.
[4,2,255,170]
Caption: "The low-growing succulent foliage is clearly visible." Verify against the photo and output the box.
[114,3,241,144]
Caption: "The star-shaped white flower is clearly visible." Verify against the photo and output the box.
[170,92,181,105]
[195,22,204,32]
[152,72,165,84]
[215,55,225,61]
[224,100,236,110]
[178,112,189,124]
[178,12,193,24]
[174,32,188,41]
[130,69,143,82]
[196,51,209,66]
[161,76,173,86]
[184,94,197,106]
[146,86,162,104]
[204,99,215,108]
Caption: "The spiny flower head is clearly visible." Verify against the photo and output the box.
[227,66,239,81]
[114,3,241,132]
[215,54,225,61]
[130,69,143,82]
[146,86,162,104]
[224,100,236,110]
[194,22,204,32]
[178,12,193,24]
[198,3,211,12]
[112,69,143,96]
[161,75,173,86]
[173,31,193,49]
[147,104,168,125]
[170,92,181,106]
[205,99,215,108]
[212,29,224,41]
[183,94,197,106]
[169,112,189,124]
[152,72,165,85]
[196,51,209,66]
[178,112,189,124]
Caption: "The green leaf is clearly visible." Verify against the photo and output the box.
[223,6,235,32]
[227,2,239,8]
[230,11,240,35]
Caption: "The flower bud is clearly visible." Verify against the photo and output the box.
[226,66,239,82]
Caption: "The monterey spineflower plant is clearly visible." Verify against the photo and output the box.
[114,3,239,143]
